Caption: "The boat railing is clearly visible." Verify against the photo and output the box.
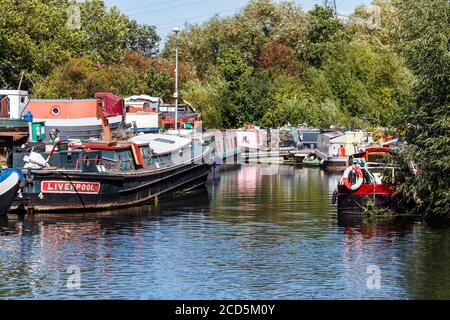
[338,164,400,186]
[364,165,400,185]
[365,165,401,170]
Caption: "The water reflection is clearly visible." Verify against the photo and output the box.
[0,165,449,299]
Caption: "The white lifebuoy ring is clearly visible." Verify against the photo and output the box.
[343,165,364,191]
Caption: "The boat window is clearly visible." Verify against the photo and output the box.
[117,150,134,170]
[141,147,154,166]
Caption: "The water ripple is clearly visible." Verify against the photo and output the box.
[0,165,449,299]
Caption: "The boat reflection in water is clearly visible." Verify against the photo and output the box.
[336,213,418,297]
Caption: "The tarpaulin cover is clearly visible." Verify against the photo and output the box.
[95,93,124,118]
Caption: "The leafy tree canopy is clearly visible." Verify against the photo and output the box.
[393,0,450,219]
[0,0,160,90]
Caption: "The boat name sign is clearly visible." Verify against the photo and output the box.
[41,181,101,194]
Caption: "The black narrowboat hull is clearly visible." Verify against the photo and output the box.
[337,193,395,214]
[210,152,242,176]
[322,159,346,172]
[12,162,211,213]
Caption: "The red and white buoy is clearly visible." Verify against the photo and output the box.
[342,165,364,191]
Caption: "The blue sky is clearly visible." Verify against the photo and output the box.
[103,0,373,42]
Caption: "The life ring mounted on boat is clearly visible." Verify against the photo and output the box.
[343,165,364,191]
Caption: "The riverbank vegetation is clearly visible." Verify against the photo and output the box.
[393,0,449,220]
[0,0,448,219]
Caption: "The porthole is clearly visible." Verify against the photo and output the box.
[51,106,61,116]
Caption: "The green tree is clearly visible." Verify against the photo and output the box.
[127,21,160,58]
[33,57,110,98]
[182,79,225,129]
[0,0,159,91]
[306,5,344,67]
[217,49,270,127]
[33,53,152,98]
[260,75,309,128]
[394,0,450,219]
[146,64,173,100]
[159,0,413,129]
[0,0,75,89]
[320,40,412,126]
[78,0,130,64]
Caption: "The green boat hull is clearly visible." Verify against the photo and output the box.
[303,158,321,167]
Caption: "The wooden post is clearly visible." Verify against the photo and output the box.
[102,117,112,142]
[1,97,9,118]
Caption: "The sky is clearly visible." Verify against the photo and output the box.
[103,0,373,43]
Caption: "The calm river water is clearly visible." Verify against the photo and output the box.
[1,165,450,299]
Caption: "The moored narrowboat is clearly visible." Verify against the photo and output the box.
[333,148,400,213]
[11,134,211,213]
[316,130,373,171]
[25,93,124,141]
[205,130,242,174]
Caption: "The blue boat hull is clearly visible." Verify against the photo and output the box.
[0,169,22,216]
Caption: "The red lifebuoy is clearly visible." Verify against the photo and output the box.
[343,165,364,191]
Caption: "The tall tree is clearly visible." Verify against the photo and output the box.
[306,5,344,67]
[33,57,110,98]
[394,0,450,219]
[78,0,130,64]
[126,21,160,58]
[0,0,159,91]
[0,0,74,89]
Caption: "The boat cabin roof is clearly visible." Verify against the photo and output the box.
[321,131,343,139]
[130,134,191,155]
[351,147,391,159]
[125,95,162,103]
